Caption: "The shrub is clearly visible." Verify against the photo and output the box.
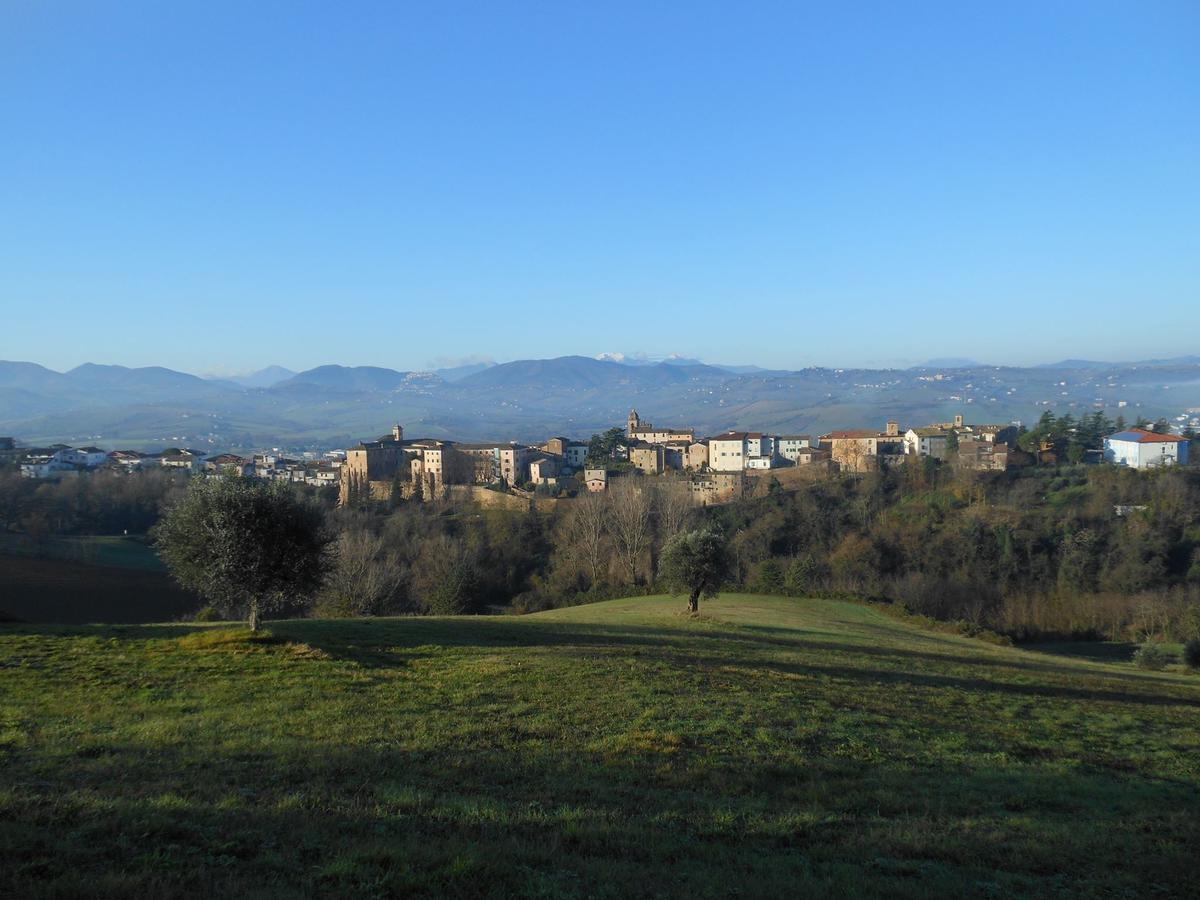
[1183,638,1200,670]
[1132,643,1172,671]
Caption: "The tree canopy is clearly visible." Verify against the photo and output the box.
[153,476,330,630]
[660,527,730,613]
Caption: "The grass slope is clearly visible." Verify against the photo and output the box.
[2,595,1198,897]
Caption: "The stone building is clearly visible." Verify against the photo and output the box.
[628,442,665,475]
[626,410,695,445]
[821,421,905,472]
[956,440,1010,471]
[339,424,408,505]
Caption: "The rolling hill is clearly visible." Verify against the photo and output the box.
[275,364,422,392]
[2,595,1197,896]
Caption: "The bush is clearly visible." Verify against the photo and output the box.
[1183,638,1200,670]
[1132,643,1172,671]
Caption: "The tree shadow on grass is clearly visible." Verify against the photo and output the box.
[700,653,1200,710]
[1022,641,1138,664]
[11,617,1196,709]
[2,734,1197,898]
[292,619,1199,699]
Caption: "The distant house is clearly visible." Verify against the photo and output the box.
[528,456,560,484]
[792,447,832,467]
[20,453,65,479]
[904,427,950,459]
[689,471,746,504]
[203,454,253,476]
[955,440,1009,471]
[108,450,149,470]
[972,423,1019,445]
[775,435,815,462]
[160,448,205,471]
[584,468,608,492]
[19,445,102,478]
[1103,429,1189,469]
[539,437,588,470]
[708,432,763,472]
[564,442,588,469]
[626,410,695,445]
[628,442,665,475]
[74,446,110,468]
[821,422,905,472]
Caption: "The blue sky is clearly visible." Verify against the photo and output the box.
[2,1,1197,374]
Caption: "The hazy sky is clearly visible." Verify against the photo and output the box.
[2,1,1197,374]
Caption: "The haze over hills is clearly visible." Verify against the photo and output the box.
[0,353,1196,452]
[220,366,296,389]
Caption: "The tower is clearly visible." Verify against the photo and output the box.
[391,424,404,443]
[627,410,640,436]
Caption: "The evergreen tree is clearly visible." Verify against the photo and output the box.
[153,476,330,631]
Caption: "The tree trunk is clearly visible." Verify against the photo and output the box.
[688,589,700,614]
[248,600,260,633]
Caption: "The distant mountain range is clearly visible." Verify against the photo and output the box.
[1,354,1196,452]
[220,365,296,388]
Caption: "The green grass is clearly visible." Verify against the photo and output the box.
[2,594,1198,897]
[0,534,165,571]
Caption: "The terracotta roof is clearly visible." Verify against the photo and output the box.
[1107,428,1186,444]
[823,429,879,439]
[710,431,763,441]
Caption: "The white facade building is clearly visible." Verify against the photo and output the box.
[1103,429,1189,469]
[708,432,763,472]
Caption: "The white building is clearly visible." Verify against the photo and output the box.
[161,449,205,471]
[904,427,950,459]
[69,446,110,467]
[1103,429,1189,469]
[775,435,814,462]
[708,431,763,472]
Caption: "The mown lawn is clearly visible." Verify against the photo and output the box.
[1,595,1198,897]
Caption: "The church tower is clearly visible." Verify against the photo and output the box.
[627,410,640,436]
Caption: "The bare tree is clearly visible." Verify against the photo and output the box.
[654,477,695,544]
[412,533,479,614]
[318,527,405,616]
[608,480,654,585]
[561,489,610,586]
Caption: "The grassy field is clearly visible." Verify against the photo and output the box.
[0,554,199,624]
[0,533,197,624]
[2,595,1198,897]
[0,534,165,571]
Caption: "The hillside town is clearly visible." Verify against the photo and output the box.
[7,408,1189,508]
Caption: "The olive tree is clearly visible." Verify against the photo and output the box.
[153,476,330,631]
[659,527,730,614]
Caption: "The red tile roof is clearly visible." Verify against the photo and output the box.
[1109,428,1186,444]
